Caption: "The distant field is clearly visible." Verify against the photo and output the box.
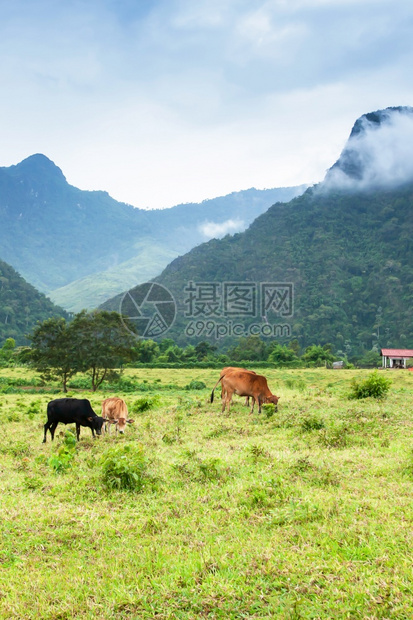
[1,367,413,619]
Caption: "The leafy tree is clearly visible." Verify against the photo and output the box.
[137,339,160,363]
[71,310,137,391]
[356,350,382,368]
[159,338,176,353]
[268,344,299,366]
[163,345,184,363]
[228,335,267,362]
[28,317,80,392]
[182,344,197,361]
[0,337,16,367]
[194,341,217,361]
[302,344,335,367]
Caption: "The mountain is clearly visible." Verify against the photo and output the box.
[135,106,413,356]
[0,258,68,345]
[0,153,305,311]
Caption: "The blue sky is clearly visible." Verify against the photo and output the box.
[1,0,413,208]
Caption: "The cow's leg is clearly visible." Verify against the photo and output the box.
[49,421,58,441]
[43,421,51,443]
[226,389,233,414]
[245,396,250,407]
[76,423,81,441]
[222,390,232,413]
[250,398,256,414]
[221,388,226,410]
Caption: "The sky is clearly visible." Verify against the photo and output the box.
[1,0,413,210]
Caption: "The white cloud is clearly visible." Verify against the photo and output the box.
[323,108,413,191]
[199,218,245,238]
[1,0,413,208]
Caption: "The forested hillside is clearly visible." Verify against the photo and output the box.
[153,182,413,356]
[0,259,67,344]
[0,154,303,311]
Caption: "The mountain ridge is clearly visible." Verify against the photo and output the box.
[140,106,413,355]
[0,154,305,310]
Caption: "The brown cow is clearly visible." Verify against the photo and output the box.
[211,370,279,414]
[101,397,134,434]
[210,366,257,406]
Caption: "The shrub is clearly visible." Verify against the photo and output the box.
[130,396,160,413]
[185,380,206,390]
[48,430,77,473]
[349,371,392,399]
[261,403,276,418]
[300,415,325,432]
[100,443,150,491]
[25,400,41,419]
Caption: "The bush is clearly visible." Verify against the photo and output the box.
[349,371,392,399]
[130,396,160,413]
[261,403,276,418]
[185,380,206,390]
[48,430,77,473]
[300,415,325,432]
[100,443,150,491]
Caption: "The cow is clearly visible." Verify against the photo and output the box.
[101,397,134,434]
[211,370,279,414]
[43,398,105,443]
[210,366,257,406]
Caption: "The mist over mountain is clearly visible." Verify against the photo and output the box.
[324,106,413,191]
[144,107,413,356]
[0,154,304,311]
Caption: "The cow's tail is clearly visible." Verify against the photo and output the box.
[210,375,224,403]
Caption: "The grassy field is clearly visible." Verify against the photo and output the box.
[1,367,413,619]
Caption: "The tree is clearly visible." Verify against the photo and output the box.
[228,335,267,362]
[302,344,335,366]
[268,344,299,366]
[137,339,160,363]
[71,310,137,391]
[28,317,80,392]
[0,337,16,367]
[194,341,217,361]
[356,350,382,368]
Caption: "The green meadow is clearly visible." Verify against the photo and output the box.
[1,367,413,619]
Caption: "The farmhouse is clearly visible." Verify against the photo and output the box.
[381,348,413,369]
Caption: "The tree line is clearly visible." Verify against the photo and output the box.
[0,310,387,392]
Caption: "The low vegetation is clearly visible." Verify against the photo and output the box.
[0,366,413,618]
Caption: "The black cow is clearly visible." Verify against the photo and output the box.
[43,398,105,443]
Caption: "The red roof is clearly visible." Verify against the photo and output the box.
[381,349,413,357]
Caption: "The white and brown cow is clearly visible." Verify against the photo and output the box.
[101,397,134,434]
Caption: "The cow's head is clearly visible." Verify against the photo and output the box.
[90,416,105,436]
[267,395,279,411]
[106,418,135,433]
[117,417,135,434]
